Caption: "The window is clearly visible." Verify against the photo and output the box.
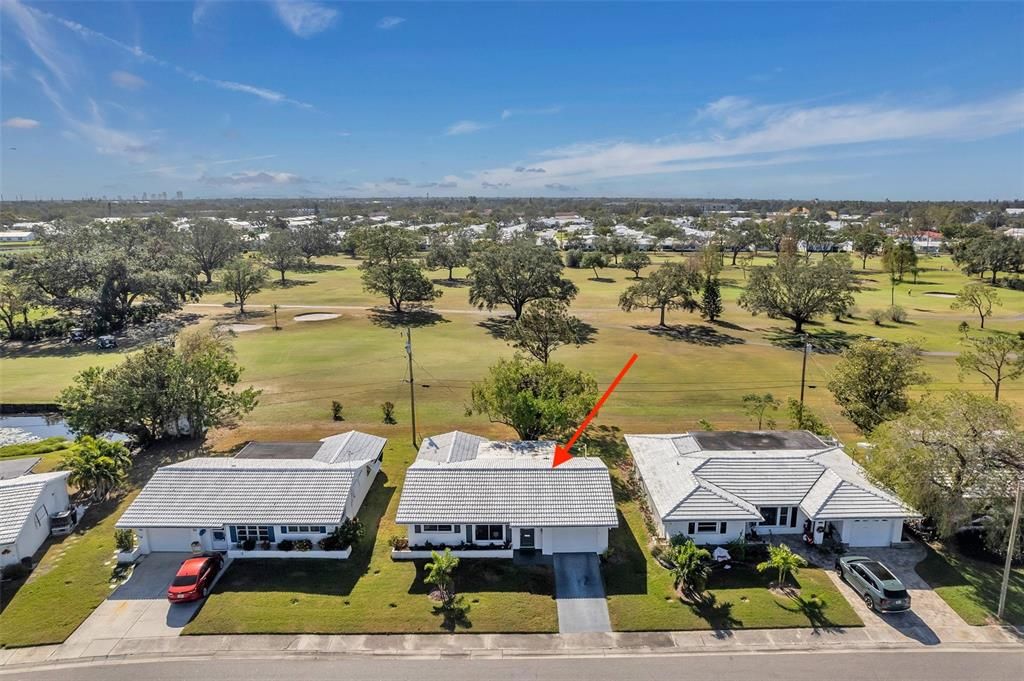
[282,525,326,534]
[235,525,270,541]
[422,524,454,533]
[696,522,719,533]
[779,507,789,527]
[474,524,504,541]
[760,507,778,525]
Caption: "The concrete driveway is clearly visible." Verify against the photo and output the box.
[65,553,206,654]
[553,553,611,633]
[822,543,979,645]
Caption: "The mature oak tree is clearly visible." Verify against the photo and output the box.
[738,253,855,333]
[827,339,930,433]
[868,391,1024,555]
[220,258,268,315]
[467,238,577,319]
[618,262,702,327]
[507,299,584,364]
[259,230,303,283]
[183,218,241,284]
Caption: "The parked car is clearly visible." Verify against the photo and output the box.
[96,335,117,349]
[68,328,88,343]
[167,554,224,603]
[835,555,911,612]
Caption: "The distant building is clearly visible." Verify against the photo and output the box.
[176,191,183,200]
[0,230,36,242]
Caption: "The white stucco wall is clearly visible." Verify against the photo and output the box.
[345,458,382,519]
[405,524,467,546]
[663,520,746,545]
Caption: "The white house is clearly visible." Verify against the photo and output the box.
[626,430,917,548]
[0,471,71,567]
[0,230,36,242]
[395,432,617,556]
[117,431,385,555]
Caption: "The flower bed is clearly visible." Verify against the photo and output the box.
[391,548,514,560]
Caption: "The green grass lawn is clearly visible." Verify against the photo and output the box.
[2,254,1020,446]
[0,437,74,460]
[915,545,1024,626]
[604,495,862,632]
[184,441,558,635]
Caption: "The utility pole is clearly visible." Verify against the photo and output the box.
[798,336,810,427]
[405,327,417,448]
[997,477,1022,620]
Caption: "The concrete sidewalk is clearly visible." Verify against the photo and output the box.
[2,624,1021,671]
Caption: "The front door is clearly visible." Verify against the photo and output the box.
[519,528,536,550]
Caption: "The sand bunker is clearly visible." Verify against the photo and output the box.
[218,323,266,333]
[294,313,340,322]
[924,292,957,298]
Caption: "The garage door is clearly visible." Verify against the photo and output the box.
[846,519,892,547]
[147,527,194,552]
[545,527,601,554]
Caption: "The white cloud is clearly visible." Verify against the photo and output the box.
[1,0,75,88]
[200,170,308,186]
[110,70,147,91]
[272,1,338,38]
[13,3,314,109]
[500,105,562,120]
[466,92,1024,192]
[377,16,405,30]
[3,117,41,129]
[192,1,212,25]
[33,72,156,161]
[445,120,486,136]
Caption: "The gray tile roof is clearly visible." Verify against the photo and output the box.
[416,431,488,463]
[0,472,69,544]
[314,431,387,464]
[626,431,915,523]
[0,457,40,480]
[116,434,384,529]
[396,433,617,527]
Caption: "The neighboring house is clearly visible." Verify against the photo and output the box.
[395,432,617,556]
[117,431,385,554]
[626,430,916,548]
[0,230,36,242]
[0,472,71,567]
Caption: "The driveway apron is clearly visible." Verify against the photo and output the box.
[553,553,612,633]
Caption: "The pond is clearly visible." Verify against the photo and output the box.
[0,414,128,447]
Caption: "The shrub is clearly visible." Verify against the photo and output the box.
[667,539,712,596]
[1002,277,1024,291]
[887,305,908,323]
[868,309,885,325]
[1,562,31,580]
[277,539,295,552]
[114,528,135,552]
[331,400,344,421]
[319,518,365,551]
[564,249,584,268]
[388,535,409,551]
[241,537,257,551]
[294,539,313,551]
[726,536,748,562]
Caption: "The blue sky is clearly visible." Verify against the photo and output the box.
[2,1,1022,200]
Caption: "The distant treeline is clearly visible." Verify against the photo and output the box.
[3,197,1023,226]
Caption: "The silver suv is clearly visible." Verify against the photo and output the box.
[835,556,911,613]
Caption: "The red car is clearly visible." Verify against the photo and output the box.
[167,554,223,603]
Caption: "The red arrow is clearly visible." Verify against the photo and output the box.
[553,353,638,467]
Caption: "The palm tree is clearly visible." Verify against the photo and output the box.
[668,539,712,597]
[757,543,808,587]
[424,548,460,607]
[61,436,132,500]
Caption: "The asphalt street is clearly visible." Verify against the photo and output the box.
[6,650,1023,681]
